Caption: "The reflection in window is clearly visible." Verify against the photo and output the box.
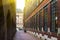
[44,5,48,32]
[50,0,57,33]
[39,10,43,31]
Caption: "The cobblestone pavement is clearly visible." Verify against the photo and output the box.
[13,30,40,40]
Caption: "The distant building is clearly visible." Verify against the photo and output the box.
[16,9,23,29]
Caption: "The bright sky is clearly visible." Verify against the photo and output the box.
[16,0,25,11]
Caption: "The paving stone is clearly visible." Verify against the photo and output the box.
[13,30,40,40]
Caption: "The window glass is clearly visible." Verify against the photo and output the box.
[50,1,57,32]
[44,5,48,32]
[39,10,43,31]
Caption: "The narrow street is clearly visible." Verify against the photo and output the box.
[0,0,60,40]
[13,30,39,40]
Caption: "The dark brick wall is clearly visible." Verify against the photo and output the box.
[57,0,60,40]
[57,0,60,28]
[47,3,51,28]
[7,10,16,40]
[0,6,5,40]
[0,1,16,40]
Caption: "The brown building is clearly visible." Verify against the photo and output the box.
[24,0,60,40]
[0,0,16,40]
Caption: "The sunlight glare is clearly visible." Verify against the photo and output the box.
[16,0,25,11]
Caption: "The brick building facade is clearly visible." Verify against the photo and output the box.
[24,0,60,40]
